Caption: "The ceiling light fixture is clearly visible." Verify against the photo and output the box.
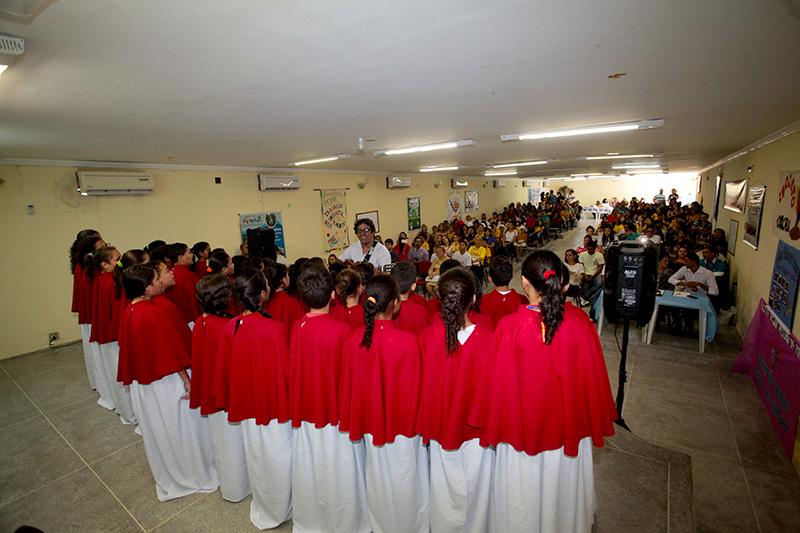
[288,153,351,166]
[0,34,25,78]
[491,159,550,168]
[373,139,475,156]
[420,166,459,172]
[485,170,517,176]
[578,153,663,160]
[611,164,663,169]
[501,119,663,142]
[626,169,666,174]
[570,173,603,177]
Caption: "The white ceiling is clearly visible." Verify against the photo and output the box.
[0,0,799,178]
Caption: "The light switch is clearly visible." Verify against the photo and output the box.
[27,205,35,215]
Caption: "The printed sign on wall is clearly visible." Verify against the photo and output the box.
[239,211,286,256]
[465,190,479,213]
[320,189,349,252]
[447,191,464,221]
[775,171,800,241]
[770,240,800,329]
[407,197,421,231]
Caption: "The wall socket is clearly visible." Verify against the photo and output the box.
[48,332,60,343]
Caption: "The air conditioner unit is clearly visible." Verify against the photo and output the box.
[76,171,153,196]
[494,179,506,188]
[387,176,411,189]
[452,179,468,188]
[522,180,534,187]
[258,175,301,190]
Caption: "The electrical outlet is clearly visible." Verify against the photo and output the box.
[48,332,60,343]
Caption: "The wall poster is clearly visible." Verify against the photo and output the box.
[239,211,286,257]
[728,219,739,256]
[743,185,765,250]
[447,191,464,221]
[774,171,800,242]
[770,240,800,330]
[407,197,421,231]
[724,179,748,213]
[465,190,479,213]
[320,189,349,253]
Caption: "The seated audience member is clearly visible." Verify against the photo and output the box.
[599,224,616,250]
[408,236,430,263]
[384,238,399,263]
[394,232,411,261]
[668,252,718,334]
[578,240,604,306]
[699,245,726,277]
[657,254,675,290]
[644,225,662,246]
[623,222,640,241]
[452,240,473,268]
[575,235,592,255]
[425,245,448,298]
[564,249,585,296]
[710,228,728,259]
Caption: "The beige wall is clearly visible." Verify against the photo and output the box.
[550,174,699,207]
[697,131,800,340]
[0,165,535,359]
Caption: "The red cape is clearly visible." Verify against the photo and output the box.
[468,305,617,457]
[190,313,231,414]
[264,291,304,341]
[432,309,494,332]
[164,265,200,324]
[194,260,208,279]
[339,320,423,446]
[78,270,94,324]
[152,295,193,351]
[72,264,83,313]
[426,296,440,316]
[90,272,122,344]
[331,304,365,329]
[213,313,290,425]
[289,313,352,428]
[409,293,428,308]
[117,299,192,386]
[396,299,431,334]
[481,289,528,325]
[417,322,493,449]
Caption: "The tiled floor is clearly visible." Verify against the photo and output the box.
[2,221,800,532]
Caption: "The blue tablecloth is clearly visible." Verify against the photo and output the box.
[656,290,721,343]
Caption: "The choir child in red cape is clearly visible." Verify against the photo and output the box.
[264,261,304,341]
[116,249,149,334]
[424,258,462,316]
[118,263,218,502]
[164,242,201,328]
[149,260,193,350]
[418,268,494,533]
[207,251,238,316]
[190,241,211,279]
[481,256,528,325]
[74,233,104,392]
[331,269,365,329]
[468,251,617,533]
[339,275,429,533]
[389,261,431,334]
[191,274,251,503]
[353,261,375,305]
[85,242,116,411]
[91,245,139,425]
[430,261,495,332]
[290,266,371,533]
[213,270,292,530]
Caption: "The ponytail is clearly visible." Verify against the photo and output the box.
[439,268,475,356]
[521,250,565,345]
[361,274,399,350]
[232,270,272,320]
[207,251,231,275]
[81,236,105,280]
[91,245,119,278]
[335,269,362,304]
[114,249,149,298]
[70,229,99,274]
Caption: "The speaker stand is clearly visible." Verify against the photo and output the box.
[613,319,631,432]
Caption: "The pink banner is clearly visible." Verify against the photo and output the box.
[734,299,800,459]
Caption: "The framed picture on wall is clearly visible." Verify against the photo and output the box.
[729,219,739,256]
[356,210,380,233]
[724,179,748,213]
[743,185,766,250]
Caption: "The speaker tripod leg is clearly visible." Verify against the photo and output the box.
[613,319,631,432]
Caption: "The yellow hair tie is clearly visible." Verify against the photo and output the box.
[367,296,376,304]
[117,260,123,268]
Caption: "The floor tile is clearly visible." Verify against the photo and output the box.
[92,441,205,531]
[717,369,767,414]
[730,401,795,475]
[623,385,739,460]
[744,464,800,532]
[0,416,85,507]
[48,396,142,464]
[15,360,97,414]
[0,467,143,533]
[690,451,759,533]
[631,354,724,405]
[151,491,292,532]
[1,342,86,380]
[0,380,41,430]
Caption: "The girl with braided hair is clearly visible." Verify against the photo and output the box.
[418,268,494,533]
[339,274,429,533]
[213,269,291,529]
[331,268,365,329]
[469,250,617,533]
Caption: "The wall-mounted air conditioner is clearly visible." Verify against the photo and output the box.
[76,171,154,196]
[494,179,506,188]
[387,176,411,189]
[452,179,468,188]
[258,175,301,190]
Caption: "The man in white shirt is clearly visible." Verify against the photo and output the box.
[452,240,473,268]
[644,225,662,246]
[338,218,391,270]
[668,252,718,296]
[578,240,605,305]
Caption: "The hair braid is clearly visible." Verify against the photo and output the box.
[521,250,565,345]
[438,269,475,356]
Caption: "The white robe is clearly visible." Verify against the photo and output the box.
[99,341,136,425]
[241,418,293,530]
[207,410,251,502]
[91,338,115,410]
[364,434,430,533]
[80,324,97,390]
[130,372,218,502]
[292,422,371,533]
[429,439,495,533]
[493,437,595,533]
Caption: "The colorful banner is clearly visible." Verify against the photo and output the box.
[734,299,800,466]
[447,191,464,221]
[465,190,479,213]
[238,211,286,256]
[770,240,800,329]
[320,189,349,252]
[774,171,800,241]
[407,197,421,231]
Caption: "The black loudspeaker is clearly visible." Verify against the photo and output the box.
[246,228,277,261]
[603,241,658,326]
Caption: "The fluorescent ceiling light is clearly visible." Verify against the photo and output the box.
[492,159,549,168]
[626,169,666,174]
[0,64,7,77]
[420,166,458,172]
[374,139,475,156]
[485,170,517,176]
[611,164,663,169]
[289,153,350,166]
[578,153,663,160]
[501,119,663,142]
[571,173,603,177]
